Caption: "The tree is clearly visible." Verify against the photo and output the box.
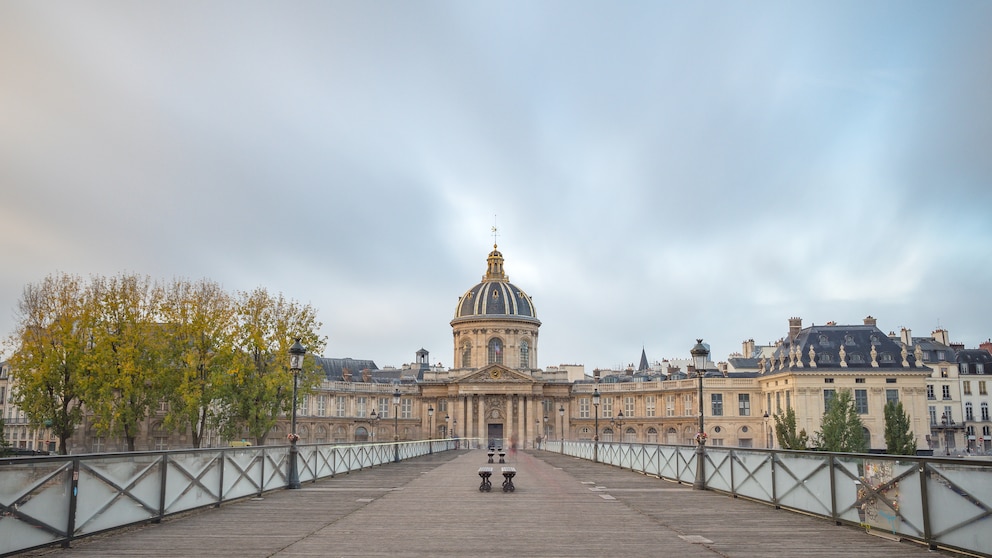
[0,416,11,456]
[158,278,236,448]
[813,389,868,453]
[884,400,917,455]
[774,407,809,449]
[84,274,166,451]
[7,273,95,454]
[216,288,325,445]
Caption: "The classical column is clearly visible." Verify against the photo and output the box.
[477,394,485,446]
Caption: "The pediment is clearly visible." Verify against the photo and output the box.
[457,364,535,383]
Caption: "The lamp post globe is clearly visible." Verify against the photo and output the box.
[287,338,306,490]
[690,339,709,490]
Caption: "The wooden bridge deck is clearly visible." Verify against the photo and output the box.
[22,449,959,557]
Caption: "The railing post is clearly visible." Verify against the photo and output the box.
[63,458,80,549]
[919,459,936,550]
[218,450,226,506]
[156,454,168,522]
[828,455,837,522]
[771,450,779,509]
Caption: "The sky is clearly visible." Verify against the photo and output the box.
[2,2,991,371]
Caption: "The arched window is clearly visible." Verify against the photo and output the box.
[862,427,871,447]
[488,338,503,364]
[647,428,658,444]
[623,427,636,443]
[519,339,530,369]
[602,428,614,442]
[355,427,369,442]
[966,402,974,421]
[461,342,472,368]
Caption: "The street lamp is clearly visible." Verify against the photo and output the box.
[287,338,306,490]
[559,404,565,454]
[368,409,379,443]
[453,418,458,449]
[612,410,625,444]
[544,414,549,449]
[691,339,709,490]
[428,405,434,454]
[536,419,541,449]
[393,387,401,462]
[593,387,601,462]
[763,411,770,449]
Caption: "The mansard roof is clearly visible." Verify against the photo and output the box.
[316,357,379,381]
[764,323,927,373]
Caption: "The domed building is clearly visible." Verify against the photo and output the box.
[420,244,567,448]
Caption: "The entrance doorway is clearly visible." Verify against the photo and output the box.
[487,423,504,449]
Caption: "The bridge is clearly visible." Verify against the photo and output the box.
[2,441,989,557]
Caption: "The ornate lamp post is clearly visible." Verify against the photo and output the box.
[691,339,709,490]
[543,414,549,449]
[611,410,625,443]
[593,387,601,462]
[287,338,306,489]
[427,405,434,454]
[559,404,565,454]
[453,418,458,449]
[393,387,401,463]
[369,409,379,443]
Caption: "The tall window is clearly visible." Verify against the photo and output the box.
[775,392,782,413]
[461,342,472,368]
[944,406,954,422]
[885,389,899,405]
[666,395,675,417]
[855,389,868,414]
[964,381,972,395]
[379,398,389,418]
[624,396,635,416]
[519,340,529,369]
[738,394,751,416]
[981,381,988,395]
[317,395,327,417]
[602,397,613,418]
[942,385,951,400]
[927,385,935,400]
[824,389,836,410]
[966,402,974,421]
[646,396,656,417]
[711,393,724,416]
[357,396,367,417]
[335,396,346,417]
[401,398,412,418]
[929,405,937,425]
[785,391,791,410]
[579,398,590,418]
[488,338,503,364]
[683,394,694,416]
[983,403,990,421]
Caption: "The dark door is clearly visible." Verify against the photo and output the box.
[487,423,504,449]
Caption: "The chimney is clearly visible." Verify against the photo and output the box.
[864,315,877,327]
[900,328,912,346]
[981,339,992,356]
[743,339,755,359]
[932,329,950,346]
[361,369,371,383]
[788,317,802,341]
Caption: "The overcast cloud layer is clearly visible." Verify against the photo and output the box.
[2,2,991,370]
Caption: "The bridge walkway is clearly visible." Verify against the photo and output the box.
[22,448,954,557]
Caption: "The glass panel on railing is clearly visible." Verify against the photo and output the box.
[164,451,222,514]
[0,462,71,555]
[775,452,833,517]
[926,461,992,551]
[75,457,161,535]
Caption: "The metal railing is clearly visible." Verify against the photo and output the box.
[545,440,992,558]
[0,439,457,557]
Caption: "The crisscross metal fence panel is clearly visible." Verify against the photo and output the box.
[553,441,992,557]
[0,439,454,557]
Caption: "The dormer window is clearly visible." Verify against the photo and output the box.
[880,353,894,363]
[819,354,832,363]
[819,335,830,347]
[845,335,856,346]
[849,353,864,364]
[870,335,880,345]
[937,350,946,361]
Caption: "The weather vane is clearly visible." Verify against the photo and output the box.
[491,215,499,247]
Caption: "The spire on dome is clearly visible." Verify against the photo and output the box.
[638,348,649,371]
